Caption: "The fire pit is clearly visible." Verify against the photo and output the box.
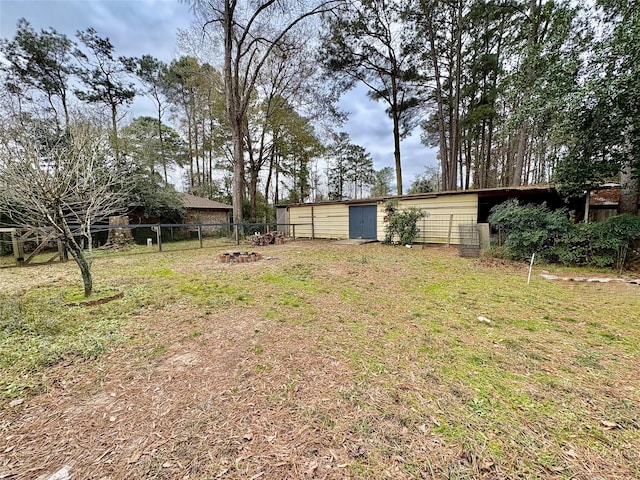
[217,252,263,263]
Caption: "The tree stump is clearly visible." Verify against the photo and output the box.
[107,216,133,246]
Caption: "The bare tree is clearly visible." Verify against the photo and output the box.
[188,0,341,227]
[0,117,130,297]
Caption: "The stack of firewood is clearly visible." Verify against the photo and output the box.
[250,231,284,246]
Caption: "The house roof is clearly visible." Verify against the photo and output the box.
[181,193,232,210]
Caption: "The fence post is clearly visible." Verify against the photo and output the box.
[156,224,162,252]
[235,224,240,245]
[57,239,68,262]
[422,216,426,244]
[198,225,203,248]
[11,229,24,266]
[311,207,315,239]
[447,214,454,247]
[292,224,296,240]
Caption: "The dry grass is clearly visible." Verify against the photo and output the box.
[1,240,639,479]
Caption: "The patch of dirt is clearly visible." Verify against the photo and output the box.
[477,256,529,273]
[0,302,366,479]
[65,291,124,307]
[540,273,640,285]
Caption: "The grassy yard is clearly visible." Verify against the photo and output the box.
[0,240,638,479]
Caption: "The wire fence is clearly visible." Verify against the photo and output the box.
[414,213,479,246]
[0,222,313,267]
[1,212,487,267]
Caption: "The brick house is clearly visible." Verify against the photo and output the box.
[182,193,232,233]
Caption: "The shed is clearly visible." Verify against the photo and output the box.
[588,185,620,222]
[279,184,585,245]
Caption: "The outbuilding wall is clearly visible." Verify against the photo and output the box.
[391,193,478,244]
[186,209,230,234]
[288,203,350,238]
[286,192,479,245]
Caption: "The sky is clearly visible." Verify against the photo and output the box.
[0,0,437,192]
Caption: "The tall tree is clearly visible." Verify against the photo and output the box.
[123,55,173,184]
[414,0,467,191]
[242,30,329,221]
[412,0,583,190]
[271,105,322,204]
[370,166,394,197]
[164,56,201,188]
[327,132,374,200]
[555,0,639,214]
[506,0,582,186]
[459,0,514,189]
[0,19,76,129]
[321,0,422,195]
[74,28,136,158]
[189,0,341,227]
[120,116,187,183]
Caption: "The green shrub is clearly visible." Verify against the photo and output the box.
[383,202,425,245]
[587,215,640,267]
[488,200,572,262]
[489,200,640,269]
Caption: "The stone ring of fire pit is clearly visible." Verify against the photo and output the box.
[217,252,263,263]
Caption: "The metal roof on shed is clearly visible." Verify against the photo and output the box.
[278,184,557,208]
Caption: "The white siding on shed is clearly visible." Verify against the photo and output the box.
[286,192,479,245]
[313,204,350,238]
[376,194,478,244]
[288,204,350,238]
[288,206,313,237]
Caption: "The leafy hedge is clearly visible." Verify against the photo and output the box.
[488,200,640,268]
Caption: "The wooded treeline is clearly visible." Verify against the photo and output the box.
[1,0,638,225]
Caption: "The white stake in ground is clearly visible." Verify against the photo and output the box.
[527,253,536,285]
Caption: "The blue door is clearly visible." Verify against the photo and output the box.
[349,205,377,239]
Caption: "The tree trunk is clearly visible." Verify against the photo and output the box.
[619,163,639,215]
[485,117,494,188]
[157,103,167,185]
[58,207,93,297]
[511,0,538,187]
[67,240,93,297]
[223,0,244,227]
[265,138,277,208]
[193,108,201,188]
[390,66,403,195]
[427,17,449,192]
[451,0,463,190]
[511,124,528,186]
[231,125,244,226]
[111,104,120,161]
